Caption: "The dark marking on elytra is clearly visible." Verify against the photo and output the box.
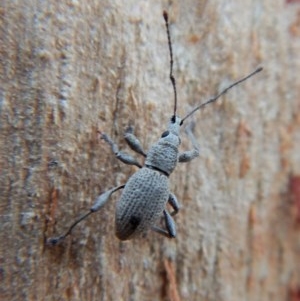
[129,216,141,229]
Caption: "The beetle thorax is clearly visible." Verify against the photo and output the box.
[145,116,181,176]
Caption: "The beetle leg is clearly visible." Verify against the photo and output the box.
[178,121,200,163]
[47,185,125,245]
[124,126,147,157]
[152,210,176,238]
[168,193,180,216]
[99,132,143,168]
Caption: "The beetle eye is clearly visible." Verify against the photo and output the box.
[161,130,169,138]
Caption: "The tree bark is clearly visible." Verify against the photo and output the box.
[1,1,299,301]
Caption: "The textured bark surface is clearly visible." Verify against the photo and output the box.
[1,1,300,301]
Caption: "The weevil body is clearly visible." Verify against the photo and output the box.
[115,116,183,240]
[47,12,262,245]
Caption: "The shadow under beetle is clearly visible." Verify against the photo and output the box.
[48,11,262,244]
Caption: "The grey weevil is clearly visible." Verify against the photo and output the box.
[48,11,262,244]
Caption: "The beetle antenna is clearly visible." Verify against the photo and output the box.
[163,11,178,119]
[181,67,263,124]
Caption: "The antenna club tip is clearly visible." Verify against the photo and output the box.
[163,11,168,21]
